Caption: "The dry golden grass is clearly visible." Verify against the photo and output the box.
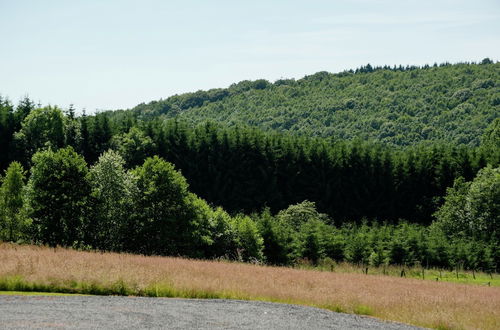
[1,243,499,330]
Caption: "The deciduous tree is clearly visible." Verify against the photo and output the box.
[26,147,90,247]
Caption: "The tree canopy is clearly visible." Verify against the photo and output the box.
[0,162,26,241]
[26,147,90,247]
[127,62,499,147]
[434,166,500,244]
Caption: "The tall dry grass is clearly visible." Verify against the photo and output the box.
[1,243,499,330]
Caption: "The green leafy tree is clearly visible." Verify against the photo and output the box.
[466,166,500,242]
[276,200,330,230]
[180,192,220,258]
[87,150,135,251]
[434,166,500,244]
[13,106,66,165]
[0,162,27,241]
[111,127,156,167]
[233,215,264,262]
[481,118,500,164]
[433,178,470,237]
[25,147,90,247]
[205,206,238,259]
[256,208,295,265]
[131,156,201,255]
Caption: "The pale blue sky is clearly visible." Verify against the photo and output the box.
[1,0,499,113]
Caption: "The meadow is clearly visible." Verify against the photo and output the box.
[1,243,499,330]
[300,259,500,287]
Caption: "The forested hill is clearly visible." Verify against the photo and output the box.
[129,60,499,146]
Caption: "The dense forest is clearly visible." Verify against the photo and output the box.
[0,60,499,273]
[126,60,499,146]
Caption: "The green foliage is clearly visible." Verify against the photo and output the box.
[434,166,500,244]
[25,147,90,247]
[467,166,500,242]
[256,208,296,265]
[64,105,81,149]
[87,150,135,251]
[0,162,28,241]
[298,219,324,265]
[0,144,494,272]
[13,106,66,165]
[2,63,499,227]
[111,127,156,168]
[181,192,222,258]
[344,225,372,265]
[205,207,238,259]
[130,156,188,254]
[232,215,264,262]
[433,177,471,237]
[0,62,498,272]
[130,62,500,147]
[130,156,215,256]
[0,97,16,171]
[481,118,500,164]
[134,120,493,225]
[276,200,331,230]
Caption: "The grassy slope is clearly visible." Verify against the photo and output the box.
[1,243,499,330]
[129,62,500,146]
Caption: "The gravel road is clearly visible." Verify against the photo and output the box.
[0,295,423,329]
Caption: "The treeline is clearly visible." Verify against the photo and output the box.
[1,99,499,225]
[256,201,499,273]
[0,149,263,260]
[1,148,499,273]
[127,60,499,146]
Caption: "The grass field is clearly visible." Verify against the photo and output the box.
[1,243,499,329]
[299,260,500,287]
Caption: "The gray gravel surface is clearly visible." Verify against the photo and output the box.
[0,295,424,329]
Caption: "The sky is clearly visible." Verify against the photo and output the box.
[1,0,499,113]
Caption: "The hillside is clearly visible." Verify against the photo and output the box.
[130,61,500,146]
